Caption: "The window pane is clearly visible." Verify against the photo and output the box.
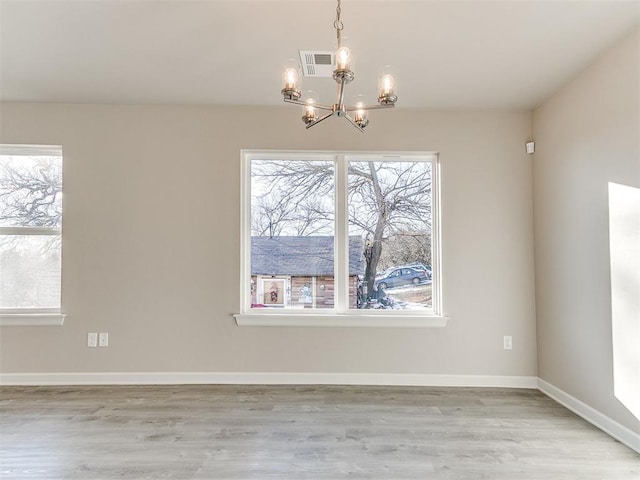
[0,154,62,227]
[0,235,61,308]
[348,160,432,310]
[250,160,336,309]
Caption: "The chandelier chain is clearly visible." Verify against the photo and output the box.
[334,0,343,47]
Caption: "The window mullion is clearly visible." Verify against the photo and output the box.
[334,155,349,313]
[0,227,61,235]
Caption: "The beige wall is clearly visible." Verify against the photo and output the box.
[0,103,536,377]
[533,28,640,432]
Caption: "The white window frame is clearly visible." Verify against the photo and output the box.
[234,150,447,328]
[0,145,65,327]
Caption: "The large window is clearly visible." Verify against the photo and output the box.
[0,145,64,325]
[237,151,444,327]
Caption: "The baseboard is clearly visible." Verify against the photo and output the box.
[538,378,640,454]
[0,372,538,388]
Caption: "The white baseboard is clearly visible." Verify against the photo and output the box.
[538,378,640,454]
[0,372,538,388]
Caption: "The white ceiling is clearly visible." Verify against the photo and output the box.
[1,0,638,109]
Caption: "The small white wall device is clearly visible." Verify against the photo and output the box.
[526,141,535,154]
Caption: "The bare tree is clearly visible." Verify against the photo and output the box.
[251,160,334,237]
[251,194,333,237]
[0,156,62,257]
[0,157,62,227]
[379,232,431,271]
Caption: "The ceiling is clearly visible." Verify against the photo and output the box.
[1,0,638,110]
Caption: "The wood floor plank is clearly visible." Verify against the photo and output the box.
[1,385,638,479]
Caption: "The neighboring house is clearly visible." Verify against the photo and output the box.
[251,236,365,308]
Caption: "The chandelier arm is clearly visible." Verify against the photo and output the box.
[312,103,334,112]
[345,104,396,112]
[284,98,307,106]
[343,114,365,133]
[304,111,335,129]
[284,98,333,111]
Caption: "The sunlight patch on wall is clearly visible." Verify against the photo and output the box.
[608,182,640,420]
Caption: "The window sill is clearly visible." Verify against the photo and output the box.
[233,313,448,328]
[0,313,66,327]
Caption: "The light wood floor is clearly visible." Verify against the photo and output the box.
[1,385,638,479]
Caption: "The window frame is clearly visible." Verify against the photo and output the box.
[0,145,65,327]
[234,150,446,328]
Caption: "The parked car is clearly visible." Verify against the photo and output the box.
[374,266,429,290]
[397,263,432,279]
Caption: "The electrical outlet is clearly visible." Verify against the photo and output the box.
[98,332,109,347]
[87,332,98,348]
[503,335,513,350]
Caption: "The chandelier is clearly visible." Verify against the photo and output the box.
[280,0,397,132]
